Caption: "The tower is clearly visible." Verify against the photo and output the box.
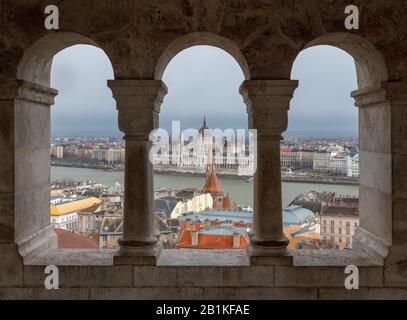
[202,154,236,210]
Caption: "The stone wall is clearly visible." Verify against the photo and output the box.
[1,0,407,299]
[0,0,406,82]
[0,249,406,300]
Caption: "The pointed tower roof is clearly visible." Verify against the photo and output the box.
[199,116,209,134]
[202,155,224,194]
[221,193,236,210]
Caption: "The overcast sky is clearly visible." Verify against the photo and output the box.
[50,44,358,138]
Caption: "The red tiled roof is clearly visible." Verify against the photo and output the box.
[55,228,98,249]
[202,163,224,194]
[176,229,248,249]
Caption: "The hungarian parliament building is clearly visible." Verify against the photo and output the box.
[152,119,256,176]
[152,119,359,178]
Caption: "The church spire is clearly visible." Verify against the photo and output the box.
[199,115,209,134]
[202,152,224,195]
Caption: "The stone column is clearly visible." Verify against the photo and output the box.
[350,81,407,286]
[108,80,167,265]
[0,81,18,246]
[0,80,57,284]
[240,80,298,265]
[350,83,393,261]
[355,81,407,286]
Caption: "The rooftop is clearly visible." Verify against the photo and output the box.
[283,205,316,226]
[100,216,123,234]
[321,206,359,217]
[180,206,316,227]
[202,163,225,194]
[176,228,249,250]
[199,226,248,236]
[55,228,98,249]
[50,197,102,216]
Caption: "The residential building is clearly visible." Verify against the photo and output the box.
[280,146,300,168]
[347,153,360,177]
[50,144,64,159]
[50,197,102,232]
[99,216,123,249]
[170,193,212,219]
[155,197,178,218]
[313,151,359,177]
[320,202,359,249]
[298,150,315,169]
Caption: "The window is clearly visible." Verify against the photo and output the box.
[159,45,248,251]
[290,45,361,253]
[50,44,116,249]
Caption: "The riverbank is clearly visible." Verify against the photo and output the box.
[51,166,359,207]
[282,176,359,186]
[51,163,359,186]
[158,170,359,185]
[51,162,119,171]
[154,170,358,185]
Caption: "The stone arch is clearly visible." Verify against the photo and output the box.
[11,32,115,258]
[300,32,388,88]
[290,32,392,258]
[17,32,110,87]
[154,32,250,80]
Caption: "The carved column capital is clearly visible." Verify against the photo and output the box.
[108,80,168,139]
[351,81,407,107]
[240,80,298,139]
[0,80,58,105]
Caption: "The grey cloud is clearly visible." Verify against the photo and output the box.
[50,44,357,138]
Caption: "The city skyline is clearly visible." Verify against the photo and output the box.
[50,45,358,138]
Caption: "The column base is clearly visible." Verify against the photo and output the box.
[353,227,390,260]
[113,241,162,266]
[247,240,293,266]
[17,224,57,263]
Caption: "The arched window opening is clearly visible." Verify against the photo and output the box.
[155,45,253,251]
[287,45,359,251]
[13,33,124,261]
[49,45,121,250]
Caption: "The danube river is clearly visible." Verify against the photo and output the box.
[51,166,359,207]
